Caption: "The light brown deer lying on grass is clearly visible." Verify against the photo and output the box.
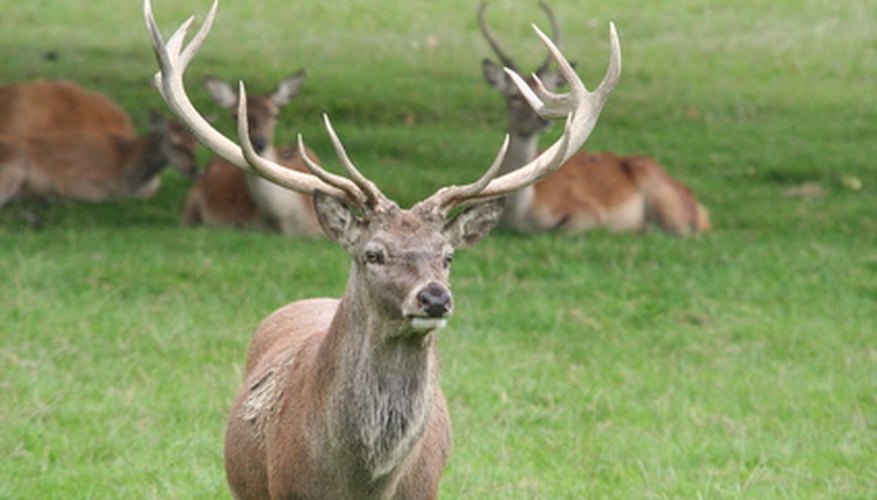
[0,113,197,205]
[479,2,709,236]
[182,72,322,235]
[0,80,198,206]
[147,0,620,497]
[0,80,135,136]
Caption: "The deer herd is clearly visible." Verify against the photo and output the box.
[4,0,709,497]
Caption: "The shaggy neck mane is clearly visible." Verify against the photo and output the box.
[316,268,438,488]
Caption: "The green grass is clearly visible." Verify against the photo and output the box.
[1,0,875,498]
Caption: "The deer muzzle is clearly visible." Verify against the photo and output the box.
[416,282,453,318]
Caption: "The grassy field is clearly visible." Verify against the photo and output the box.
[1,0,875,498]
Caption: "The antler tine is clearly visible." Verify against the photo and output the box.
[597,22,623,99]
[321,114,389,208]
[477,2,518,70]
[418,21,621,212]
[534,1,561,75]
[508,23,584,118]
[414,134,510,215]
[143,0,350,202]
[296,134,369,209]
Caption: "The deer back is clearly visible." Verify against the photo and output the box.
[0,80,135,137]
[182,158,263,228]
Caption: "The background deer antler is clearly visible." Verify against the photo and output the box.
[478,1,561,75]
[415,21,621,215]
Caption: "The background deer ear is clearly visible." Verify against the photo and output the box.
[314,191,363,249]
[443,198,506,248]
[482,58,512,94]
[271,69,306,106]
[204,77,238,109]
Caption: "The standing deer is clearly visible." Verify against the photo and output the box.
[182,72,322,235]
[146,0,620,498]
[0,80,135,137]
[479,2,709,236]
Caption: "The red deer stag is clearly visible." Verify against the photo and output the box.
[0,80,198,206]
[182,73,322,235]
[146,0,620,497]
[479,2,709,236]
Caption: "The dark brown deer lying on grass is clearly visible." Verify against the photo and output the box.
[479,2,709,236]
[0,81,198,206]
[182,72,322,235]
[147,0,620,497]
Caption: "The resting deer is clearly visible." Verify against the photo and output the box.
[146,0,620,497]
[0,80,135,137]
[0,112,198,205]
[479,2,709,236]
[0,79,198,206]
[182,72,322,235]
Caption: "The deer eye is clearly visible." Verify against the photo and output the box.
[442,254,453,269]
[364,249,385,265]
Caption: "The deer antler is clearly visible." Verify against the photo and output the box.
[477,2,518,71]
[416,22,621,215]
[478,2,561,75]
[144,0,379,210]
[534,1,561,75]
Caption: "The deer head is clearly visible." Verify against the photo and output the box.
[204,71,306,155]
[148,110,199,178]
[144,0,620,332]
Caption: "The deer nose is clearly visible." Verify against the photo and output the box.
[416,282,452,318]
[250,136,268,154]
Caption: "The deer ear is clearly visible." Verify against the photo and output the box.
[443,198,506,248]
[204,77,238,109]
[482,59,511,94]
[271,69,306,106]
[314,191,363,249]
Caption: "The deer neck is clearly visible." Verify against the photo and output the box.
[318,267,438,487]
[118,132,168,195]
[498,130,540,230]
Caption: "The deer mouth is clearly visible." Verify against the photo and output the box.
[406,316,448,333]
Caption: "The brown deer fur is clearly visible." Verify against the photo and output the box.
[0,80,135,137]
[0,80,197,205]
[182,73,321,235]
[0,115,197,204]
